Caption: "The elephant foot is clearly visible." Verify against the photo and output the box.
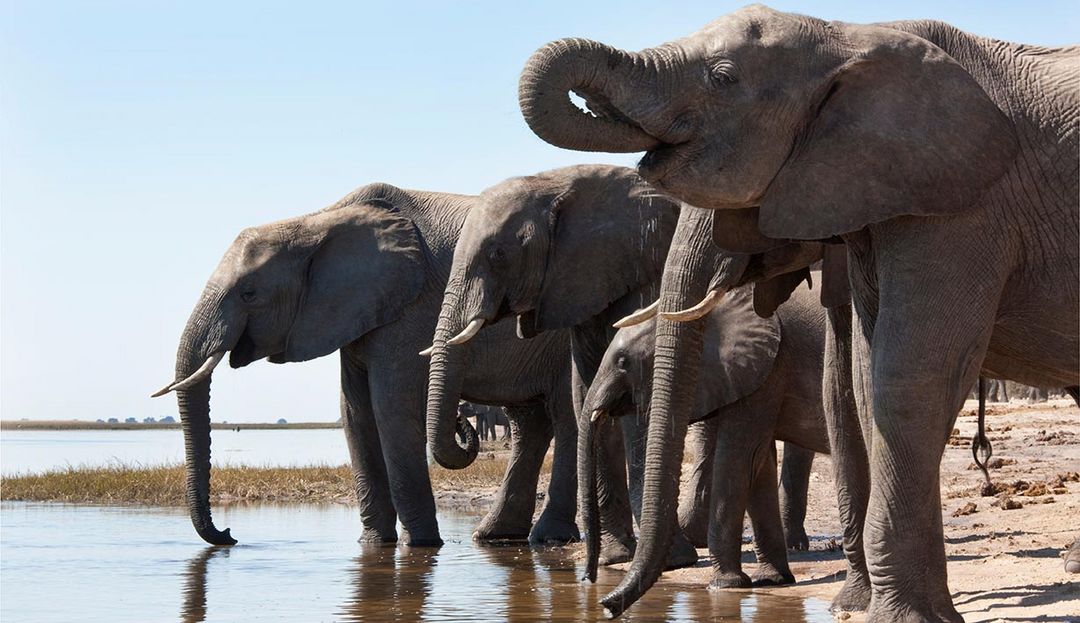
[598,535,636,566]
[865,600,963,623]
[528,512,580,546]
[829,573,871,613]
[784,527,809,551]
[358,527,398,545]
[399,528,443,548]
[750,562,795,587]
[664,531,700,570]
[1065,538,1080,573]
[472,512,532,543]
[708,570,752,590]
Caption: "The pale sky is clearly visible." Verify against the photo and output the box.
[2,1,1077,422]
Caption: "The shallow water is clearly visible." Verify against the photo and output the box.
[0,429,348,475]
[1,502,831,622]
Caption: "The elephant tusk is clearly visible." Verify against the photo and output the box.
[418,345,435,357]
[447,318,484,346]
[590,409,606,423]
[612,300,659,329]
[150,352,225,397]
[659,288,726,323]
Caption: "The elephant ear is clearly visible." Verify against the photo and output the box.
[753,268,812,318]
[711,207,789,253]
[534,175,679,331]
[819,244,851,308]
[759,23,1018,240]
[279,201,425,362]
[703,285,781,406]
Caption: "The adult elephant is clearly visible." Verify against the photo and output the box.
[151,181,578,547]
[584,282,829,589]
[518,5,1079,620]
[420,164,703,567]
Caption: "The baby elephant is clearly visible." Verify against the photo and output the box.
[585,282,829,588]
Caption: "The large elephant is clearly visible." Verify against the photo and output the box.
[518,5,1079,620]
[584,282,828,589]
[152,182,579,547]
[420,164,699,565]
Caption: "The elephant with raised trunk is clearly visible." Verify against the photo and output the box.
[584,282,829,589]
[519,6,1078,620]
[420,164,704,567]
[152,182,578,547]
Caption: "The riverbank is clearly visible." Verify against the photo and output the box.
[0,443,517,507]
[0,420,341,431]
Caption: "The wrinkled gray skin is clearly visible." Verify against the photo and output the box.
[424,164,699,563]
[585,283,829,588]
[154,182,578,547]
[519,5,1079,620]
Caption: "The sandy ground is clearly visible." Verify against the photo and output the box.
[446,399,1080,621]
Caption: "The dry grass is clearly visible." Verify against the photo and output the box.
[0,452,526,506]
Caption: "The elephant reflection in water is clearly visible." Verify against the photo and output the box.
[474,544,587,621]
[339,545,437,622]
[180,547,229,623]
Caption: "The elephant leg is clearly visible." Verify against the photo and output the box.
[745,441,795,586]
[474,404,551,542]
[340,352,397,543]
[530,381,581,546]
[823,303,873,613]
[778,441,814,551]
[705,413,755,590]
[679,418,719,548]
[1066,537,1080,573]
[368,368,442,547]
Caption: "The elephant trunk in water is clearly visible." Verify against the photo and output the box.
[424,277,481,470]
[168,290,237,546]
[518,38,663,154]
[601,214,718,618]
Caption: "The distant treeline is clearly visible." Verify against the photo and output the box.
[0,420,342,431]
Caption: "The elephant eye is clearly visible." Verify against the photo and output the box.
[616,356,628,370]
[240,290,257,303]
[488,247,507,265]
[707,58,739,87]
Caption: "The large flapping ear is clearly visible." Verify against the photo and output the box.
[712,207,789,253]
[702,285,781,406]
[535,172,680,331]
[759,23,1018,240]
[280,201,425,362]
[819,244,851,308]
[753,267,812,318]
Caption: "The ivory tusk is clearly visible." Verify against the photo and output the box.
[612,300,659,329]
[590,409,606,423]
[418,345,435,357]
[447,318,484,346]
[659,288,726,323]
[150,352,225,397]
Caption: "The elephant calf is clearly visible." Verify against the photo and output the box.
[584,283,829,588]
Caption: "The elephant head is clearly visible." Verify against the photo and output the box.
[520,5,1017,241]
[152,183,426,545]
[422,164,678,471]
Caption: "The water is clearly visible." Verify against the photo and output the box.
[1,502,831,622]
[1,429,349,475]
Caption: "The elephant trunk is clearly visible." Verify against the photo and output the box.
[172,292,236,546]
[425,279,481,470]
[519,38,662,153]
[600,211,717,617]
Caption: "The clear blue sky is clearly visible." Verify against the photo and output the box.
[2,2,1076,422]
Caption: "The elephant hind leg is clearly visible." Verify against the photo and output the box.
[778,441,814,551]
[746,440,795,586]
[530,383,581,546]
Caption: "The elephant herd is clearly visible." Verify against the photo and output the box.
[153,6,1078,622]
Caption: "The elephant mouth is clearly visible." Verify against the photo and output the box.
[229,328,286,368]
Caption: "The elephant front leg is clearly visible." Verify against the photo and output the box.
[340,353,397,544]
[679,418,719,548]
[474,405,550,542]
[822,303,872,613]
[746,441,795,586]
[778,441,814,551]
[529,385,581,545]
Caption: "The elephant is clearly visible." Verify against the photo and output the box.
[517,5,1079,620]
[420,164,702,566]
[583,282,829,589]
[459,401,509,441]
[151,181,579,547]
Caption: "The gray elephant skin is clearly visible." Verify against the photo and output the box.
[422,164,705,563]
[152,182,580,547]
[585,282,828,589]
[518,5,1078,621]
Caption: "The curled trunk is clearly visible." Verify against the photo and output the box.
[518,38,661,153]
[425,284,480,470]
[601,210,718,617]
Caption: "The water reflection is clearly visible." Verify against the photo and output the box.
[338,544,437,622]
[181,547,229,623]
